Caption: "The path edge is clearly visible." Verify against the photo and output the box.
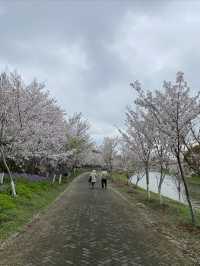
[0,173,86,250]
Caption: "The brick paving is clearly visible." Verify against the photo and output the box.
[0,173,193,265]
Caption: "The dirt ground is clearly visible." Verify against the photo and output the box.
[0,173,197,265]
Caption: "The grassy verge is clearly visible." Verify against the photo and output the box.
[187,174,200,186]
[112,171,200,228]
[0,174,77,241]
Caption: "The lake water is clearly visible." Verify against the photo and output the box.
[131,172,200,208]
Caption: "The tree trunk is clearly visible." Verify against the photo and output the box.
[176,154,195,225]
[145,162,150,200]
[178,184,181,201]
[0,146,17,197]
[136,176,140,187]
[175,177,181,201]
[159,191,163,204]
[158,184,163,204]
[11,180,17,197]
[59,174,62,184]
[52,174,56,184]
[0,172,4,185]
[158,165,164,204]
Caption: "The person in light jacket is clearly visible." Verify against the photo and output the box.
[90,170,97,189]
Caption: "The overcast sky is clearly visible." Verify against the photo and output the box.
[0,0,200,143]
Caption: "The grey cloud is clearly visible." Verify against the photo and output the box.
[0,1,199,143]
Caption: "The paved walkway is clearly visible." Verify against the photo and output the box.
[0,173,192,265]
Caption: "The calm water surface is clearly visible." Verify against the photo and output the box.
[131,172,200,208]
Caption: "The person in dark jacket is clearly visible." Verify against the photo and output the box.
[88,175,92,187]
[101,170,108,189]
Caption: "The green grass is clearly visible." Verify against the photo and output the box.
[187,174,200,185]
[112,172,129,182]
[112,172,200,227]
[0,175,75,241]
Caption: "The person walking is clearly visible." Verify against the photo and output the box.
[88,174,92,188]
[90,170,97,189]
[101,170,108,189]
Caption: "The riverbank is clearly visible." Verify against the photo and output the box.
[112,172,200,261]
[113,172,200,224]
[0,173,77,242]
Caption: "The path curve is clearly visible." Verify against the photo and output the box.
[0,173,192,265]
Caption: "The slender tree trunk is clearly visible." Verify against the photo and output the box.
[52,174,56,184]
[136,176,140,187]
[158,181,163,204]
[0,146,17,197]
[59,174,62,184]
[0,172,4,185]
[176,154,195,225]
[159,191,163,204]
[158,165,164,204]
[145,162,150,200]
[178,183,181,201]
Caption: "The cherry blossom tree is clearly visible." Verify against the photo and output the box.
[65,113,92,174]
[151,123,170,204]
[10,78,68,175]
[131,72,200,224]
[183,119,200,175]
[0,71,76,195]
[83,145,103,168]
[134,164,145,188]
[0,71,26,196]
[117,140,136,183]
[100,137,118,175]
[122,110,155,200]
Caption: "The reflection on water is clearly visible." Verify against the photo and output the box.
[131,172,199,208]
